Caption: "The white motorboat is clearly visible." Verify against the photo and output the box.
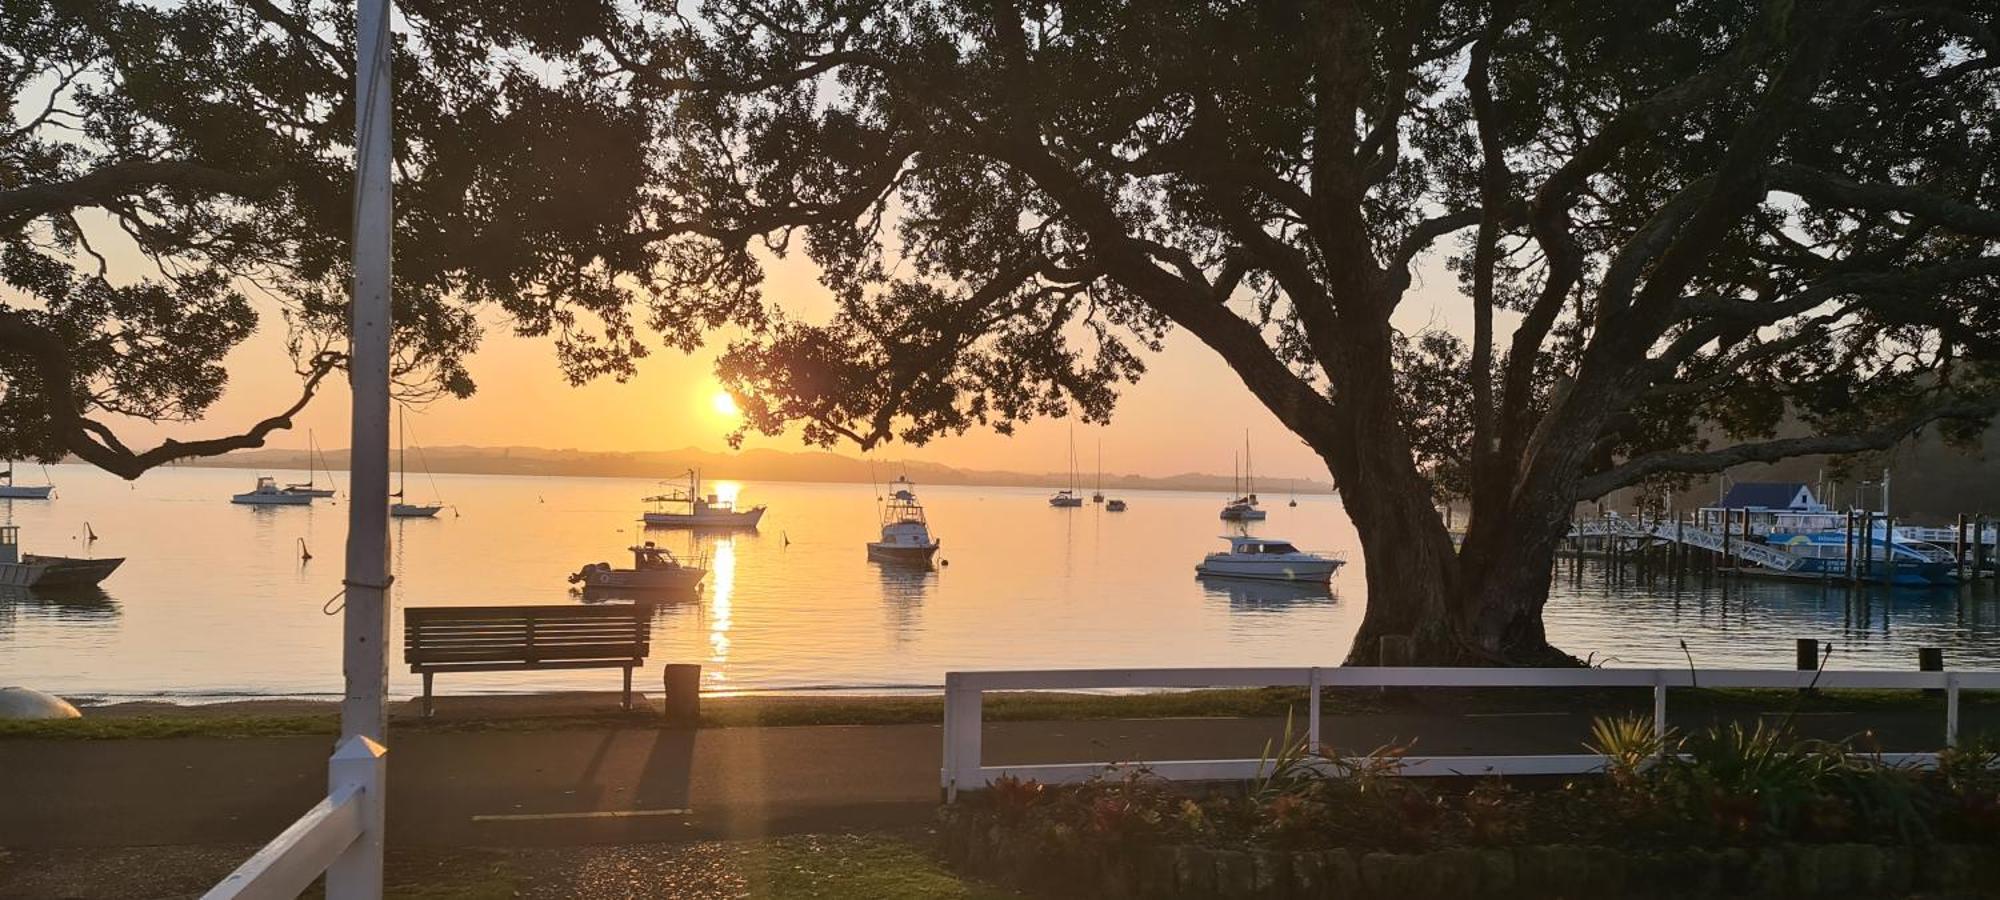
[570,541,706,595]
[233,475,313,506]
[283,430,338,498]
[868,477,941,564]
[1195,535,1343,583]
[389,408,444,518]
[642,469,766,528]
[0,525,122,589]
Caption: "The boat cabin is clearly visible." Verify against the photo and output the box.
[1219,536,1302,556]
[0,525,17,565]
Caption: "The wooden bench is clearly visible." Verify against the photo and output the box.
[404,604,652,716]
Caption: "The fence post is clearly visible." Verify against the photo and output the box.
[1307,667,1323,751]
[1947,673,1961,748]
[944,673,983,802]
[1652,671,1668,760]
[325,735,387,900]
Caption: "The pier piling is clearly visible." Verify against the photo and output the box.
[1796,638,1819,672]
[1920,648,1944,698]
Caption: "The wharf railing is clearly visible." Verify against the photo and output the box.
[941,667,2000,799]
[202,735,386,900]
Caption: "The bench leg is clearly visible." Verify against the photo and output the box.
[622,666,633,711]
[422,672,434,718]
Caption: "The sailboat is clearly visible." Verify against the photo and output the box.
[390,408,443,518]
[1219,432,1266,521]
[1049,429,1084,507]
[0,463,53,500]
[282,430,338,498]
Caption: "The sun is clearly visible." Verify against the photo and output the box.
[711,390,741,418]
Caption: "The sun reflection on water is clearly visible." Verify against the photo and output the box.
[706,537,735,686]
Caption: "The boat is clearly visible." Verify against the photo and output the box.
[1092,440,1105,503]
[0,525,122,589]
[390,408,443,518]
[569,541,706,595]
[282,430,338,498]
[1219,434,1267,520]
[868,476,941,564]
[641,469,766,528]
[1050,429,1084,507]
[1106,498,1127,512]
[0,463,53,500]
[232,475,313,506]
[1195,535,1343,582]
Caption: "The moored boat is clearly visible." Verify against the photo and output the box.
[641,469,766,528]
[283,430,338,498]
[0,463,53,500]
[0,525,122,589]
[233,475,313,506]
[570,542,706,595]
[1106,498,1127,512]
[869,477,941,564]
[1195,535,1342,583]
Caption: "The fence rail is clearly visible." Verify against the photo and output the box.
[205,735,386,900]
[941,667,2000,798]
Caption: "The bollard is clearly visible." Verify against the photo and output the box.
[1921,648,1944,698]
[662,663,701,725]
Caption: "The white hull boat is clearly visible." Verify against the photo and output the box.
[641,469,765,529]
[1047,490,1083,508]
[283,430,339,498]
[571,542,706,595]
[234,476,313,506]
[0,485,54,500]
[391,502,442,518]
[0,526,121,589]
[1196,535,1343,583]
[868,477,940,565]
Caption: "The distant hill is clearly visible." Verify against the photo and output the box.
[167,444,1336,496]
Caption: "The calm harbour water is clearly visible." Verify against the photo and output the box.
[2,463,1996,701]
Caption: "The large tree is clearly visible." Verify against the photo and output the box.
[604,0,2000,664]
[1,0,664,476]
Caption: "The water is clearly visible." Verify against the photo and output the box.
[2,464,1996,701]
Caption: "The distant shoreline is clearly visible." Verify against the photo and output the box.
[123,445,1339,496]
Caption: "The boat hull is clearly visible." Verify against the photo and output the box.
[1048,498,1083,508]
[1195,557,1342,583]
[283,487,336,498]
[643,507,765,529]
[391,503,443,518]
[233,493,313,506]
[868,542,940,564]
[579,568,706,594]
[0,486,53,500]
[0,555,124,589]
[1219,509,1267,521]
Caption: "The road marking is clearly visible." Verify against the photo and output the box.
[472,807,693,822]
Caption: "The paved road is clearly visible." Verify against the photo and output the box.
[3,699,1979,849]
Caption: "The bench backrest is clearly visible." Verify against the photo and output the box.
[405,604,652,667]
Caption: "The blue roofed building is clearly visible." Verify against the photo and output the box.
[1715,481,1823,512]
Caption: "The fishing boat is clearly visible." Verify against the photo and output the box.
[0,525,122,589]
[0,463,54,500]
[641,469,766,528]
[1218,434,1266,520]
[1195,535,1343,582]
[1050,429,1084,507]
[868,476,941,564]
[390,408,443,518]
[233,475,313,506]
[282,430,338,498]
[569,541,706,595]
[1106,498,1128,512]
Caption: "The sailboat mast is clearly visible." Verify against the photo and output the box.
[1244,431,1255,500]
[397,408,407,497]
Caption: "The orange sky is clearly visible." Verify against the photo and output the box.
[109,249,1487,482]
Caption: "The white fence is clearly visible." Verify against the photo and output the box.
[203,736,386,900]
[941,667,2000,798]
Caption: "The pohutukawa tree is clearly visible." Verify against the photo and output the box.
[612,0,2000,664]
[2,0,664,476]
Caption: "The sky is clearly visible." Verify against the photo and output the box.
[105,236,1485,484]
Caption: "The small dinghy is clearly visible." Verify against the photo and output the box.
[570,542,706,596]
[0,525,121,589]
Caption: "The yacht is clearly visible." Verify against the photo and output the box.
[233,475,313,506]
[1218,434,1266,520]
[642,469,766,528]
[389,408,443,518]
[0,525,122,589]
[283,430,337,498]
[569,541,706,595]
[0,463,53,500]
[869,477,941,564]
[1050,429,1084,507]
[1195,535,1343,583]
